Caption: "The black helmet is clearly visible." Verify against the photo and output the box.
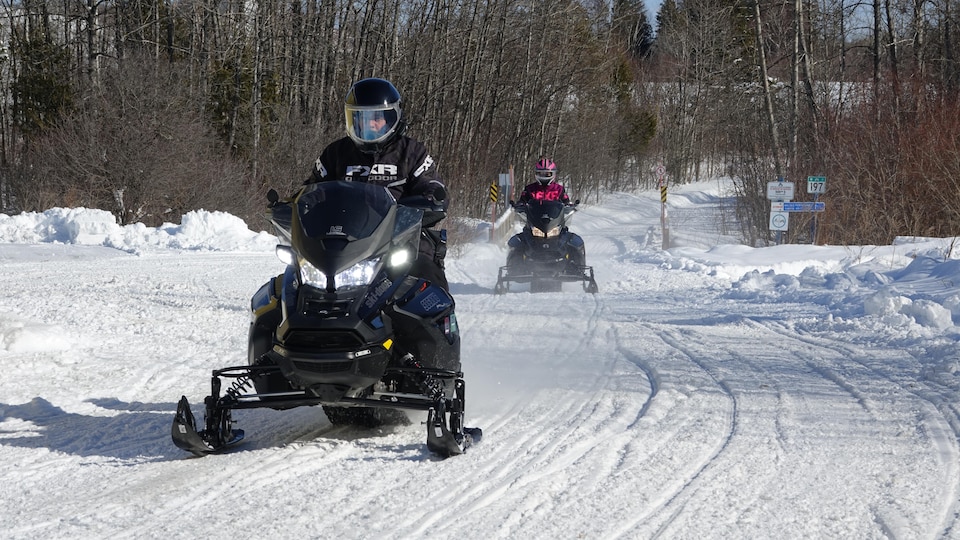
[344,78,405,154]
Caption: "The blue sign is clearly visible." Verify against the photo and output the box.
[782,202,825,212]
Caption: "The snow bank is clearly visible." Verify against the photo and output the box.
[0,208,277,253]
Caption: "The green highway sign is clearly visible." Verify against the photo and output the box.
[807,176,827,194]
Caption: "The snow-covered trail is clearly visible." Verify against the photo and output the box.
[2,188,960,538]
[451,194,960,538]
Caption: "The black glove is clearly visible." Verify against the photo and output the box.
[266,188,280,208]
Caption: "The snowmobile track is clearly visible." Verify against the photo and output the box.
[742,317,960,538]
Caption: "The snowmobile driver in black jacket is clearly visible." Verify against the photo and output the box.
[306,77,450,291]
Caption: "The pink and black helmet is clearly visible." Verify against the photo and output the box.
[534,157,557,184]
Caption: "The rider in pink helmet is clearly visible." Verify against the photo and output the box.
[518,157,570,204]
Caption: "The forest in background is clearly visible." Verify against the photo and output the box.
[0,0,957,246]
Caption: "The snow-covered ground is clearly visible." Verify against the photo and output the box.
[3,180,960,539]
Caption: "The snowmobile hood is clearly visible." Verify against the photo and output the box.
[523,199,570,234]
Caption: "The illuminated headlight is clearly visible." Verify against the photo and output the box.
[299,257,382,290]
[388,248,413,269]
[276,245,295,265]
[531,227,561,238]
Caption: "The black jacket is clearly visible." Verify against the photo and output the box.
[307,136,445,201]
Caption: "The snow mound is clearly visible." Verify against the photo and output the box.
[0,318,73,353]
[0,208,277,253]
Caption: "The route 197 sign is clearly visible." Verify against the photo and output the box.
[807,176,826,194]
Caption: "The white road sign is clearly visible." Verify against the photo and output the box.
[770,211,789,231]
[767,181,795,201]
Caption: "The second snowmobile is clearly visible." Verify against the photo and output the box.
[494,199,598,294]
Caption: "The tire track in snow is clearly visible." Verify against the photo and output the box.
[399,292,616,535]
[393,292,662,538]
[744,317,960,538]
[607,325,740,538]
[135,415,430,539]
[631,314,959,538]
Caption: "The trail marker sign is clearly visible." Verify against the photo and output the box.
[770,211,789,231]
[767,181,795,201]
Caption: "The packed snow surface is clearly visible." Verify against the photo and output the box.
[3,180,960,539]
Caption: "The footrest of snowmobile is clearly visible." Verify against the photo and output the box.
[171,396,244,457]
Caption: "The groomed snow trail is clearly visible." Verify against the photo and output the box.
[1,189,959,539]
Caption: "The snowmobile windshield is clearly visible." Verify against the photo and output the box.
[393,205,423,239]
[291,181,399,281]
[524,199,566,235]
[269,203,294,244]
[296,181,395,240]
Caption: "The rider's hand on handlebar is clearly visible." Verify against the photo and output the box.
[428,186,447,202]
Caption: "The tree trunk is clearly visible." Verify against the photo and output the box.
[754,0,782,176]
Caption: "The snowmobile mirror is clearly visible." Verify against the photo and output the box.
[267,189,280,207]
[574,199,580,205]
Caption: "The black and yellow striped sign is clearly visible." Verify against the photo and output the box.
[490,183,499,202]
[660,185,667,203]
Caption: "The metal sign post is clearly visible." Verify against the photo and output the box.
[656,163,668,249]
[489,169,515,243]
[807,176,827,245]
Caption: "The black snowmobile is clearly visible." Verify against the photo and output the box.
[172,181,481,458]
[494,199,598,294]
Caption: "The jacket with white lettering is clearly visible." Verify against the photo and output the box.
[305,134,450,290]
[517,181,570,205]
[306,135,445,201]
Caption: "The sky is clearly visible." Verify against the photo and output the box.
[2,179,960,538]
[645,0,662,19]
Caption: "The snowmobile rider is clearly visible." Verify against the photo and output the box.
[516,157,571,205]
[305,77,450,291]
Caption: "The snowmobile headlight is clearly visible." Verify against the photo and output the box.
[298,258,326,288]
[298,257,383,290]
[532,227,561,238]
[275,245,295,265]
[387,248,413,269]
[336,257,382,288]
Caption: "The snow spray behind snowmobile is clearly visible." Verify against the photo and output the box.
[494,199,598,294]
[172,181,481,458]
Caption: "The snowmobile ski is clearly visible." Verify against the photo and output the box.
[172,367,481,458]
[494,264,598,294]
[171,396,244,457]
[425,377,482,456]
